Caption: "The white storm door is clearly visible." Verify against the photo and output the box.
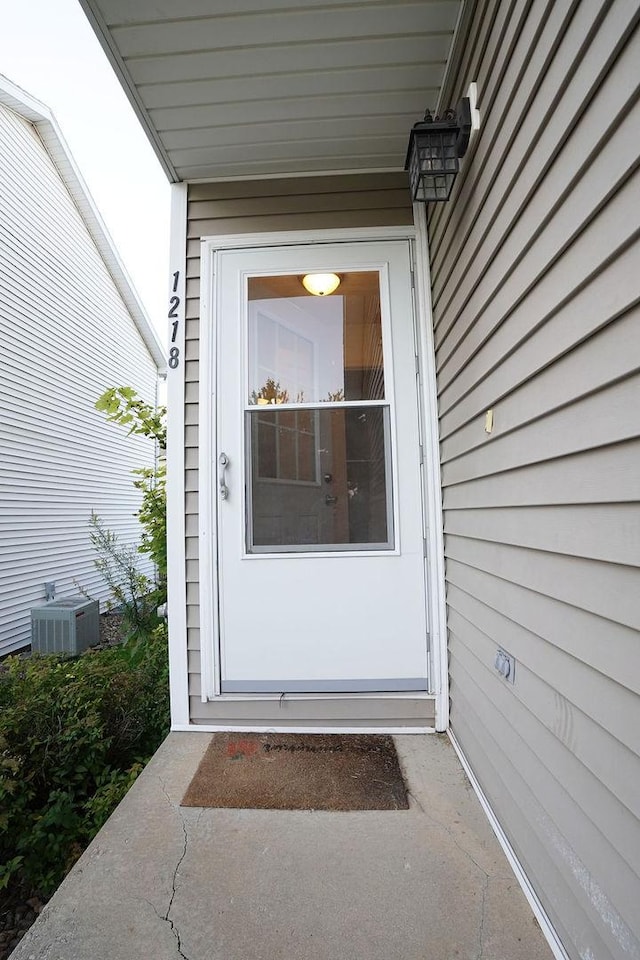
[215,240,428,693]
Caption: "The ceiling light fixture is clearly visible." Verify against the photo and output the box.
[301,273,341,296]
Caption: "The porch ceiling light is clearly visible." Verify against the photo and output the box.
[405,97,472,202]
[301,273,341,296]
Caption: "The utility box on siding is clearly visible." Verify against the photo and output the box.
[31,597,99,655]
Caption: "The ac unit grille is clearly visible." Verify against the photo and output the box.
[31,597,99,655]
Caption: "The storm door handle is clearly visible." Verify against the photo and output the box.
[219,452,230,500]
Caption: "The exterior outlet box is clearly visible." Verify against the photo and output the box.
[495,648,516,683]
[31,596,100,655]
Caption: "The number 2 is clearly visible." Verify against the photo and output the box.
[168,271,181,369]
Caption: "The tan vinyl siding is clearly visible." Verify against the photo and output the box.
[430,2,640,958]
[184,172,412,723]
[188,696,435,728]
[0,105,158,656]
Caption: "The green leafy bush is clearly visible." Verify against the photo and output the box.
[91,386,167,643]
[133,465,167,579]
[88,512,163,644]
[95,386,167,580]
[0,624,169,895]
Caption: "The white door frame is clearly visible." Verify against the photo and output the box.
[196,221,448,729]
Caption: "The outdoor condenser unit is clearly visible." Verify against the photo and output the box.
[31,596,99,655]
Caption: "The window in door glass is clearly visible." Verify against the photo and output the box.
[251,313,314,404]
[256,408,318,484]
[247,406,393,552]
[248,272,384,405]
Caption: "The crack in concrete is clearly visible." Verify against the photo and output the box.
[406,786,427,815]
[407,788,492,879]
[408,785,494,960]
[159,777,191,960]
[477,875,489,960]
[137,895,165,924]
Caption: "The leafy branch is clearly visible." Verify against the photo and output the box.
[94,387,167,612]
[95,386,166,448]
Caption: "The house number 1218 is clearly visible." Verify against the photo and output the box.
[168,270,180,369]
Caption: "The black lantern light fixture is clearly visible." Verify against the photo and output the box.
[405,97,472,202]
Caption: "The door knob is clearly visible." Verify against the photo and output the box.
[325,495,338,505]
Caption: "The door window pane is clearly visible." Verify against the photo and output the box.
[248,272,384,405]
[247,406,393,552]
[256,409,318,483]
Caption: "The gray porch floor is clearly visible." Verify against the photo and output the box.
[11,732,553,960]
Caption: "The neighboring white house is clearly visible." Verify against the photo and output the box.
[0,74,166,657]
[78,4,640,960]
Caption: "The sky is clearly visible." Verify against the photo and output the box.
[0,0,171,342]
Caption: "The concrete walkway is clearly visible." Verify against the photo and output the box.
[11,733,553,960]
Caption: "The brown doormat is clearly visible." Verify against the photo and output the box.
[181,733,409,811]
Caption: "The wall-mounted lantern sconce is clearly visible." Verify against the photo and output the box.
[405,97,472,202]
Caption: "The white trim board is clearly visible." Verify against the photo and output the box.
[199,226,417,250]
[166,183,190,727]
[186,166,406,185]
[198,239,220,699]
[448,730,571,960]
[411,203,449,732]
[197,224,446,726]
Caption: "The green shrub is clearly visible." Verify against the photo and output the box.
[95,386,167,583]
[88,511,163,644]
[0,624,169,895]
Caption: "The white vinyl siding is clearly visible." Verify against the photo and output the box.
[430,2,640,958]
[0,104,158,656]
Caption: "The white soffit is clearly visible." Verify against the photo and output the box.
[78,0,463,183]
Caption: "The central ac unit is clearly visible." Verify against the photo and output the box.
[31,596,100,655]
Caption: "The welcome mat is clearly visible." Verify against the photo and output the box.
[181,733,409,811]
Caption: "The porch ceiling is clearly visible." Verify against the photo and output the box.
[78,0,462,183]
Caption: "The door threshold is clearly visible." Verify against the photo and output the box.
[175,723,437,734]
[207,691,436,703]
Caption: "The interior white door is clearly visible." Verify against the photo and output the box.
[215,240,428,693]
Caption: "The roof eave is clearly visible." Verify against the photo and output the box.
[0,73,166,372]
[77,0,179,185]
